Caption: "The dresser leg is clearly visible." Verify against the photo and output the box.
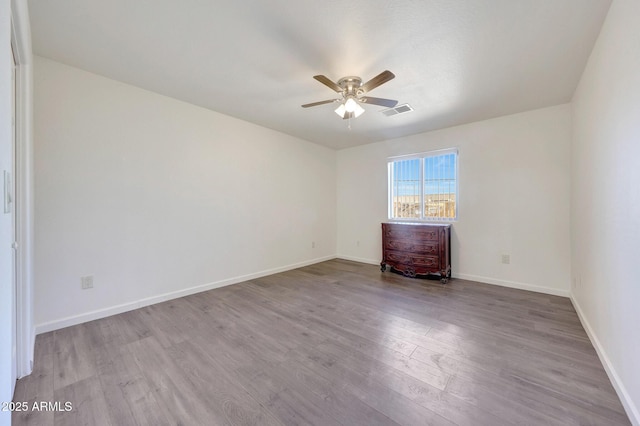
[380,262,386,272]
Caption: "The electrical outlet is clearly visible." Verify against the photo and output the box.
[311,241,316,249]
[356,240,360,247]
[81,275,94,289]
[501,254,510,264]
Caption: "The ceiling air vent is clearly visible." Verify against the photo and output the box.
[381,103,413,117]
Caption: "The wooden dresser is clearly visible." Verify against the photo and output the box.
[381,222,451,283]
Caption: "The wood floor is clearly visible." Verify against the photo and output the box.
[13,259,630,425]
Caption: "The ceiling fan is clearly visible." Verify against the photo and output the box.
[302,70,398,119]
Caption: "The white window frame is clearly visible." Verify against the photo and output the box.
[387,148,458,221]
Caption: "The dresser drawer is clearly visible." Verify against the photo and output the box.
[385,250,439,268]
[384,226,439,241]
[384,239,438,255]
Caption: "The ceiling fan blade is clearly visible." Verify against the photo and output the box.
[360,70,395,93]
[360,96,398,108]
[313,75,342,92]
[301,99,339,108]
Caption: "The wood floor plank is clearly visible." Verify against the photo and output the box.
[12,259,631,425]
[51,327,102,393]
[53,376,113,426]
[126,336,222,424]
[281,358,400,426]
[229,285,420,357]
[288,343,509,426]
[288,344,456,426]
[95,350,173,426]
[166,340,285,426]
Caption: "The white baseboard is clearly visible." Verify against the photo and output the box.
[454,272,570,297]
[336,255,380,266]
[571,295,640,426]
[336,256,570,297]
[35,255,337,335]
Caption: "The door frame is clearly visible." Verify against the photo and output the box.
[10,30,18,391]
[10,0,34,379]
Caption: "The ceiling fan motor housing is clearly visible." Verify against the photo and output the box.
[337,76,365,97]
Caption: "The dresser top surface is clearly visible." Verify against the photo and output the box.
[383,222,451,228]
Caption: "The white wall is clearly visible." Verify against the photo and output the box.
[571,0,640,423]
[337,104,572,296]
[1,0,15,422]
[33,56,337,331]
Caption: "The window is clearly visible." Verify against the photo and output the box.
[388,149,458,220]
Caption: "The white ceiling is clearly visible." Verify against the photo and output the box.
[28,0,612,149]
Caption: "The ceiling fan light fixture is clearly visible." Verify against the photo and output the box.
[344,97,358,112]
[335,101,365,119]
[352,102,365,118]
[342,97,365,118]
